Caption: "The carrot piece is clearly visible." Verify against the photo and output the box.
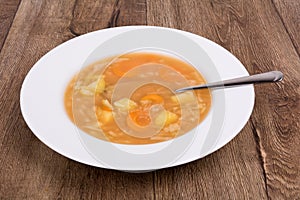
[129,110,151,127]
[101,99,112,111]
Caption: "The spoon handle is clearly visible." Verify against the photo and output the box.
[175,71,283,93]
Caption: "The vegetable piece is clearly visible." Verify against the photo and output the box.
[114,98,137,111]
[171,91,196,104]
[99,110,113,124]
[155,110,178,126]
[79,76,105,96]
[96,76,105,93]
[80,88,93,96]
[141,94,164,104]
[101,99,112,111]
[129,110,151,126]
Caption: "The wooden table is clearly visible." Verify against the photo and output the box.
[0,0,299,199]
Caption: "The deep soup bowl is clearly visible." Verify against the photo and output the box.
[20,27,254,172]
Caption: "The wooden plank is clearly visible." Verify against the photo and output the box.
[148,0,300,199]
[69,2,155,199]
[70,0,115,35]
[242,0,300,199]
[0,0,154,199]
[0,0,21,51]
[0,0,299,199]
[272,0,300,56]
[154,126,268,199]
[70,0,147,35]
[147,0,268,199]
[0,0,77,199]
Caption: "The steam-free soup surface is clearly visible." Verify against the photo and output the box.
[64,53,211,144]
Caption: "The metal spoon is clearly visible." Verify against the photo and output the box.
[175,71,283,93]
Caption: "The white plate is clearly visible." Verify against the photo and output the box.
[20,26,254,171]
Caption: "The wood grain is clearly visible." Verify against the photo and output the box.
[70,0,147,35]
[70,0,115,35]
[211,0,300,198]
[148,0,268,199]
[0,0,154,199]
[0,0,77,199]
[0,0,299,199]
[148,0,300,199]
[273,0,300,56]
[154,127,268,199]
[0,0,21,51]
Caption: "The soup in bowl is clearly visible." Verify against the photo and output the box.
[20,27,234,171]
[65,52,212,144]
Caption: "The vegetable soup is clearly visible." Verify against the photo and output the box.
[64,52,211,144]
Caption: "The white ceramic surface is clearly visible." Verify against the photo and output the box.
[20,26,254,171]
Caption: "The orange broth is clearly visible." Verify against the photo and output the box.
[64,53,211,144]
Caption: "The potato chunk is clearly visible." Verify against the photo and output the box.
[171,91,196,104]
[96,77,105,93]
[155,110,178,126]
[79,76,105,96]
[113,98,137,111]
[99,110,113,124]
